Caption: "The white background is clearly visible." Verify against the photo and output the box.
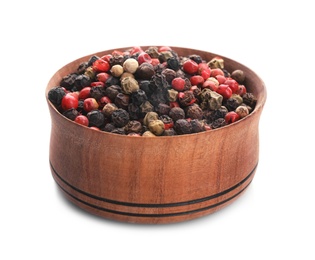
[1,0,314,259]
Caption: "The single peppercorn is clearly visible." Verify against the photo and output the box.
[186,104,203,120]
[157,103,171,115]
[74,74,91,90]
[131,89,148,106]
[87,110,105,128]
[115,93,130,110]
[48,86,66,107]
[123,58,139,74]
[169,107,185,122]
[142,131,156,137]
[175,119,192,135]
[135,62,155,80]
[162,128,177,136]
[102,103,118,118]
[121,76,140,94]
[63,108,80,121]
[124,120,143,134]
[102,122,116,132]
[178,91,196,107]
[190,119,205,133]
[231,69,245,84]
[110,64,124,77]
[161,68,176,84]
[148,119,165,136]
[60,73,78,90]
[211,118,227,129]
[242,93,257,108]
[167,56,180,71]
[235,105,249,118]
[111,127,126,135]
[90,86,106,101]
[111,108,130,127]
[143,111,159,126]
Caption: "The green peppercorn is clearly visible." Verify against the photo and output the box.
[143,111,159,126]
[148,119,165,136]
[121,76,139,94]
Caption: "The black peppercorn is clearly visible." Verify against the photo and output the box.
[60,73,78,90]
[111,127,126,135]
[115,93,130,110]
[242,93,257,108]
[62,108,80,121]
[105,76,120,88]
[124,120,143,134]
[157,103,171,115]
[111,108,130,127]
[189,54,203,64]
[210,118,227,129]
[74,74,91,90]
[186,104,203,120]
[87,110,105,128]
[87,55,100,66]
[178,91,196,107]
[48,86,66,107]
[167,56,180,71]
[175,119,192,135]
[105,85,122,101]
[161,68,176,84]
[131,89,148,106]
[162,128,177,136]
[90,86,106,101]
[77,62,89,74]
[169,107,185,122]
[103,122,116,132]
[190,119,205,133]
[135,62,155,80]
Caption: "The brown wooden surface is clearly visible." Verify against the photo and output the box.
[46,46,267,224]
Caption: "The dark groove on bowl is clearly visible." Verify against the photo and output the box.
[50,160,257,208]
[56,180,251,218]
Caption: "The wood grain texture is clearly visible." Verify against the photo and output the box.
[46,46,267,224]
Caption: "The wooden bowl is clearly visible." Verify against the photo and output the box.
[46,46,266,224]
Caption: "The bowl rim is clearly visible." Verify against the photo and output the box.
[46,45,267,139]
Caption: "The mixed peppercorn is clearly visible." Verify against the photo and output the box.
[48,46,257,136]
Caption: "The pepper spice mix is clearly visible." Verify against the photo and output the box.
[48,46,257,136]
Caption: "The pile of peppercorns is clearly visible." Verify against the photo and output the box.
[48,46,257,136]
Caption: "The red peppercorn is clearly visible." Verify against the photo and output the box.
[224,78,239,93]
[182,59,199,74]
[198,63,211,80]
[129,46,143,55]
[61,93,79,110]
[190,75,204,87]
[202,80,218,91]
[151,58,160,66]
[98,96,112,109]
[74,115,89,126]
[171,77,186,91]
[169,101,180,108]
[215,75,226,84]
[96,72,111,83]
[225,111,240,124]
[137,52,152,64]
[90,81,105,87]
[158,46,172,52]
[211,68,224,77]
[236,84,247,96]
[78,87,91,100]
[100,54,112,63]
[83,97,99,112]
[92,58,110,72]
[216,84,232,99]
